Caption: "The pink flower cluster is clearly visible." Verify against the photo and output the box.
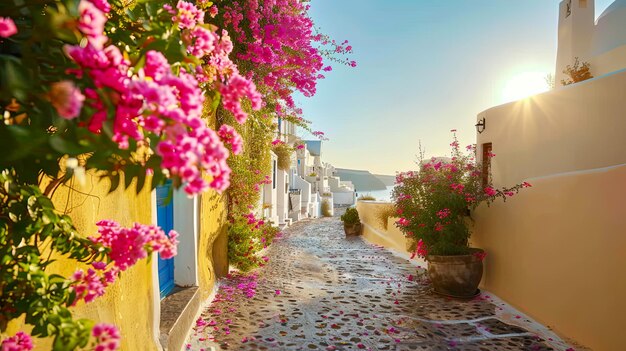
[48,81,85,120]
[78,0,108,49]
[66,40,232,193]
[90,0,111,13]
[172,0,205,29]
[223,0,323,99]
[168,1,262,124]
[136,51,232,193]
[71,220,178,305]
[219,73,263,124]
[243,212,265,229]
[1,332,33,351]
[92,323,120,351]
[218,125,243,155]
[61,0,251,194]
[397,218,409,227]
[436,208,451,219]
[0,17,17,38]
[484,187,497,197]
[90,220,179,270]
[70,264,115,305]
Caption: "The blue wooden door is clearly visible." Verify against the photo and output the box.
[157,182,175,299]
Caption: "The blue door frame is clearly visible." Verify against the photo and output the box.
[157,182,175,299]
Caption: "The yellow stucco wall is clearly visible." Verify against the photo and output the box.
[198,190,228,296]
[475,72,626,351]
[473,165,626,351]
[4,174,159,351]
[356,201,427,267]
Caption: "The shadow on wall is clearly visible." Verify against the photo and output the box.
[356,201,427,268]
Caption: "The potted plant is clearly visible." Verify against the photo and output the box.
[393,131,531,298]
[340,207,362,236]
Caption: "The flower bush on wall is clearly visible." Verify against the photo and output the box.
[0,0,263,349]
[392,131,531,258]
[210,0,355,271]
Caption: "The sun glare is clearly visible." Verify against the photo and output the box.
[502,72,549,103]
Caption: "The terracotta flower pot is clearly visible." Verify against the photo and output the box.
[343,222,362,236]
[427,248,484,298]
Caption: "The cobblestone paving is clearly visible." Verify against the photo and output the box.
[187,216,573,351]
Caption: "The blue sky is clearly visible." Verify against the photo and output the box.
[296,0,614,175]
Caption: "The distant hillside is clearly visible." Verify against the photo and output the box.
[374,174,395,186]
[335,168,387,191]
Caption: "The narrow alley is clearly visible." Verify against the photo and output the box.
[187,214,572,351]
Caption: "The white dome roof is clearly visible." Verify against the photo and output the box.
[597,0,626,21]
[594,0,626,54]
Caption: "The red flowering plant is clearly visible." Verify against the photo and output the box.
[392,131,531,259]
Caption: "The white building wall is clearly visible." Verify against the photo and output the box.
[263,154,279,225]
[333,192,356,206]
[276,169,289,224]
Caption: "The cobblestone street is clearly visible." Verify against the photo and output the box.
[187,215,573,351]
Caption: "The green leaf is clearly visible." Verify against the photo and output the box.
[49,136,86,156]
[0,55,32,101]
[108,173,120,194]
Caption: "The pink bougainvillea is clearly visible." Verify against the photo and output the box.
[173,0,205,29]
[0,17,17,38]
[70,268,109,304]
[89,220,179,271]
[49,81,85,120]
[1,332,33,351]
[221,0,354,111]
[218,124,244,155]
[91,323,120,351]
[77,0,108,49]
[393,130,530,257]
[71,220,179,305]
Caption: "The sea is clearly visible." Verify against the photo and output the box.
[357,185,395,202]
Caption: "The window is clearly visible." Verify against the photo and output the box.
[579,0,587,8]
[481,143,492,188]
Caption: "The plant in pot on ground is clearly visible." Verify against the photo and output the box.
[340,207,362,236]
[392,131,531,298]
[321,200,332,217]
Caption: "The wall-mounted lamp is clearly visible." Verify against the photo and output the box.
[475,117,486,134]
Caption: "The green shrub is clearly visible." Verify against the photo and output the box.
[321,200,332,217]
[358,194,376,201]
[228,219,280,272]
[340,207,360,225]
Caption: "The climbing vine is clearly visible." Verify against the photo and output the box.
[213,0,355,271]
